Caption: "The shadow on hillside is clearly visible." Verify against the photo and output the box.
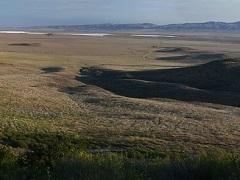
[75,59,240,107]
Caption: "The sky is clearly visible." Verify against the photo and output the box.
[0,0,240,27]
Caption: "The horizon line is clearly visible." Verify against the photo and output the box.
[1,20,240,28]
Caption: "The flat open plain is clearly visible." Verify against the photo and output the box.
[0,33,239,155]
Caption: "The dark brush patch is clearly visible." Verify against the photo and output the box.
[41,67,65,74]
[155,47,194,53]
[156,53,227,64]
[8,43,41,47]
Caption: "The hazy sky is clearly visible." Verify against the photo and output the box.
[0,0,240,26]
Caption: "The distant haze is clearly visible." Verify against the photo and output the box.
[0,0,240,27]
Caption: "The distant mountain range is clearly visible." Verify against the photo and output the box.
[31,21,240,32]
[160,21,240,31]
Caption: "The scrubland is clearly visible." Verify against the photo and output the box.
[0,33,239,179]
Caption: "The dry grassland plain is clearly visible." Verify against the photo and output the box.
[0,33,239,155]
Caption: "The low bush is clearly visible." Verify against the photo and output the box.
[0,133,239,180]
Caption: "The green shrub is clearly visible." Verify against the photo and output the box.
[0,133,240,180]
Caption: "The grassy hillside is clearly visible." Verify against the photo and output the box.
[0,34,239,179]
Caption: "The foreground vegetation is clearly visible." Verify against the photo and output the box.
[0,132,239,180]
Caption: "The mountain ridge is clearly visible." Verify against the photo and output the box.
[29,21,240,31]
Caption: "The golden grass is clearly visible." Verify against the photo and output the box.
[0,34,239,154]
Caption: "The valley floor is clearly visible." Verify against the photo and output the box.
[0,33,239,156]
